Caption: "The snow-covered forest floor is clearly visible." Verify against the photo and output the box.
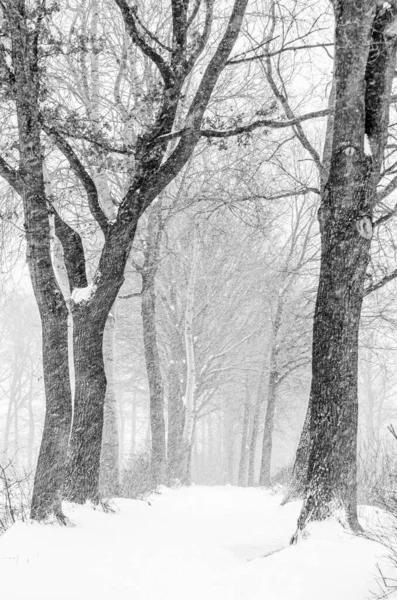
[0,485,393,600]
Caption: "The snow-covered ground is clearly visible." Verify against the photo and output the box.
[0,486,392,599]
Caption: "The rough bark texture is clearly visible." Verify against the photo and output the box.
[259,292,283,487]
[294,2,397,536]
[0,0,249,511]
[180,229,200,484]
[63,0,249,504]
[167,328,186,483]
[259,372,278,487]
[64,309,108,503]
[247,398,261,486]
[99,312,120,497]
[141,206,167,487]
[6,4,73,521]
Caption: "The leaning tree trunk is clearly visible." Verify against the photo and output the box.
[295,2,397,536]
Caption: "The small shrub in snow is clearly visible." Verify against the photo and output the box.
[0,457,32,534]
[120,453,152,499]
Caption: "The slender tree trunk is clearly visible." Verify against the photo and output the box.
[259,372,278,487]
[238,394,251,486]
[259,291,283,487]
[130,391,136,458]
[247,398,261,487]
[226,410,234,485]
[139,204,167,487]
[99,312,120,497]
[27,370,35,473]
[142,269,167,486]
[180,230,200,484]
[167,331,185,483]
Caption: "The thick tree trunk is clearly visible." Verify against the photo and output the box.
[31,311,72,520]
[64,310,107,503]
[294,2,397,537]
[8,9,73,521]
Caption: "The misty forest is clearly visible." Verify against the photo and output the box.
[2,0,397,598]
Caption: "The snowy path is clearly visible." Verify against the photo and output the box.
[0,486,389,599]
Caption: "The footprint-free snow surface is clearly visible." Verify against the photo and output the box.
[0,486,390,599]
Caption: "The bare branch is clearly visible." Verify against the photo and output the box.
[227,42,334,65]
[0,155,23,195]
[44,125,108,234]
[364,269,397,296]
[155,109,329,144]
[114,0,173,85]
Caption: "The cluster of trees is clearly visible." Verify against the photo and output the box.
[2,0,397,542]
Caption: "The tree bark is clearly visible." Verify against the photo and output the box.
[295,3,397,536]
[238,392,251,486]
[142,268,167,486]
[247,397,261,487]
[140,205,167,487]
[99,312,120,497]
[180,229,200,484]
[259,291,284,487]
[259,371,278,487]
[6,6,73,521]
[64,309,107,503]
